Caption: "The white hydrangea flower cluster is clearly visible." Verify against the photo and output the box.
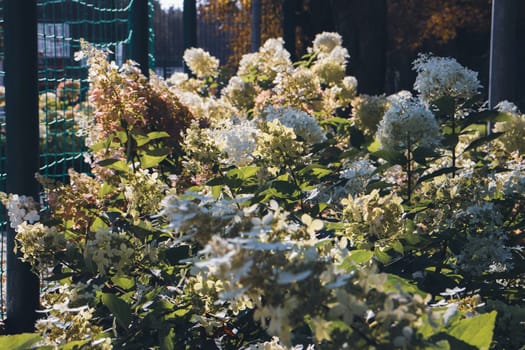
[245,336,313,350]
[273,66,322,107]
[84,228,135,275]
[16,222,67,272]
[124,168,168,219]
[493,108,525,154]
[376,96,440,150]
[263,106,326,145]
[212,120,260,166]
[238,38,292,83]
[36,289,112,349]
[311,32,343,56]
[308,32,350,85]
[456,230,513,276]
[183,47,220,78]
[495,100,520,115]
[413,53,481,103]
[166,72,189,87]
[222,76,257,110]
[338,76,358,104]
[159,194,242,245]
[495,159,525,196]
[351,94,388,135]
[3,193,40,231]
[340,159,378,195]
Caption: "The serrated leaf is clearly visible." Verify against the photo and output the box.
[0,333,41,350]
[374,247,392,265]
[140,148,169,168]
[341,250,374,270]
[131,131,151,147]
[298,164,332,179]
[102,293,133,329]
[384,274,426,297]
[463,132,504,153]
[391,240,404,254]
[160,328,175,350]
[417,167,459,184]
[372,149,407,165]
[461,110,512,129]
[97,158,129,172]
[111,276,135,290]
[432,96,456,116]
[226,166,259,180]
[413,146,441,165]
[447,311,497,350]
[147,131,170,140]
[367,138,381,152]
[60,340,89,350]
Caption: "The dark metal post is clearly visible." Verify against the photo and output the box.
[4,0,40,333]
[183,0,197,73]
[282,0,297,60]
[489,0,518,109]
[251,0,261,52]
[130,0,150,77]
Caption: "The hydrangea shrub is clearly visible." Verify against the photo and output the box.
[1,32,524,349]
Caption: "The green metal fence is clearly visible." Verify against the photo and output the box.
[0,0,154,323]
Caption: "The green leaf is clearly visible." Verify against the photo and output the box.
[384,274,427,297]
[111,276,135,290]
[174,308,190,317]
[0,333,41,350]
[131,131,151,147]
[374,247,392,265]
[140,148,169,168]
[461,110,512,129]
[447,311,497,350]
[372,149,407,166]
[432,96,456,116]
[160,328,175,350]
[463,132,504,153]
[97,159,129,172]
[412,146,441,165]
[147,131,171,141]
[226,166,259,181]
[60,340,89,350]
[367,138,381,152]
[417,167,459,184]
[101,293,133,329]
[391,240,404,254]
[298,164,332,179]
[340,250,374,270]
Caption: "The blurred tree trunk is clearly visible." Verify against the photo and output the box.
[330,0,387,94]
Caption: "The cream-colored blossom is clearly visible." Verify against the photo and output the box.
[222,76,257,111]
[263,106,326,145]
[413,53,481,103]
[183,47,220,78]
[376,96,440,150]
[351,94,388,135]
[312,32,343,56]
[212,120,260,166]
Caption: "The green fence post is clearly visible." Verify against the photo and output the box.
[4,0,40,333]
[131,0,150,77]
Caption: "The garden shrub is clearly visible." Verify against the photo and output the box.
[2,32,524,349]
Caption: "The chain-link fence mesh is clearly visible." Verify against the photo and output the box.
[0,0,155,319]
